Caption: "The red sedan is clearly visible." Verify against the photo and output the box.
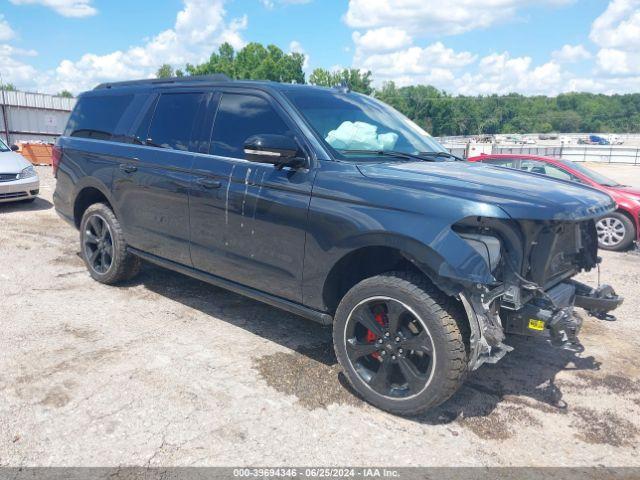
[468,154,640,251]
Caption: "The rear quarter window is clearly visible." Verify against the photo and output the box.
[65,94,134,141]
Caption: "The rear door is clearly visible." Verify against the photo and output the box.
[112,90,206,266]
[189,89,314,302]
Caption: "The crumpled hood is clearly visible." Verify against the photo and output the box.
[358,161,616,221]
[0,150,29,174]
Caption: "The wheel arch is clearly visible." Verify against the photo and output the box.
[73,179,118,229]
[320,235,468,315]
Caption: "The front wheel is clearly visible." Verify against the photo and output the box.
[596,212,636,251]
[333,272,468,416]
[80,203,141,284]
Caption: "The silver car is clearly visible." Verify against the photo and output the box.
[0,138,40,203]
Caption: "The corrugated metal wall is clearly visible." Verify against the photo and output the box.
[0,90,75,145]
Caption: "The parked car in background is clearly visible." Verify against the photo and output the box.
[607,134,624,145]
[578,135,610,146]
[469,154,640,251]
[53,76,622,415]
[0,137,39,204]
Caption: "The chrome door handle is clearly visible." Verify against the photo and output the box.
[197,178,222,189]
[120,164,138,174]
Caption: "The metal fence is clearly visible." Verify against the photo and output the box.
[0,90,75,145]
[445,144,640,164]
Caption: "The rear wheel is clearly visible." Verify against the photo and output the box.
[596,212,635,251]
[333,272,468,416]
[80,203,140,284]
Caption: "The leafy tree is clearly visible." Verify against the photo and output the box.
[1,83,16,91]
[186,42,305,83]
[156,64,175,78]
[309,68,373,95]
[57,90,74,98]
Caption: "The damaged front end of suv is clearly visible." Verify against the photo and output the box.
[452,211,623,370]
[355,159,624,373]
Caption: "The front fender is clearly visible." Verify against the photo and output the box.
[303,163,512,310]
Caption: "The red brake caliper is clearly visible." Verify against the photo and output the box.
[367,312,386,360]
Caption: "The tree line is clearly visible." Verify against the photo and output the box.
[160,41,640,136]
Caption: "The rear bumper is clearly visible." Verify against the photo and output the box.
[0,177,40,203]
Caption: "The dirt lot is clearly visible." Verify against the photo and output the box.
[1,164,640,467]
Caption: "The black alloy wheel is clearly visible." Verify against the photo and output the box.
[83,214,114,274]
[344,296,435,399]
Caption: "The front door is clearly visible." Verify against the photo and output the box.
[189,90,314,302]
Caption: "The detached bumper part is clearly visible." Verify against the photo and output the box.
[504,280,623,350]
[570,280,624,320]
[504,283,584,351]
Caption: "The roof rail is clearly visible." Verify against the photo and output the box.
[94,74,232,90]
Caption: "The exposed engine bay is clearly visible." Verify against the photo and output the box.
[453,216,623,370]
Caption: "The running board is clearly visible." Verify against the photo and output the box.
[128,248,334,326]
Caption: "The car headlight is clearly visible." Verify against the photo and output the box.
[17,165,36,179]
[459,233,502,272]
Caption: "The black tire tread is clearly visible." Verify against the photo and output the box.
[333,271,468,416]
[81,203,141,284]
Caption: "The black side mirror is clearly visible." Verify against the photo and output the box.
[10,144,19,152]
[244,134,306,169]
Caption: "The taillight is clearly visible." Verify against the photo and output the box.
[52,145,62,177]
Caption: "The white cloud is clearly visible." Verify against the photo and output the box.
[356,42,476,80]
[34,0,247,93]
[591,0,640,74]
[453,53,565,96]
[590,0,640,48]
[344,0,573,37]
[352,27,412,52]
[552,44,592,63]
[0,44,39,86]
[0,15,15,41]
[9,0,97,17]
[260,0,311,8]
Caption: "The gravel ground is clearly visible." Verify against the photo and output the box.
[1,165,639,467]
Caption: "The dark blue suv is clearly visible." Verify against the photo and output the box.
[53,75,622,415]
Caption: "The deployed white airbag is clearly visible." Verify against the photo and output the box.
[326,121,399,151]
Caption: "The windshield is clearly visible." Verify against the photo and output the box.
[0,138,9,152]
[284,89,447,160]
[558,159,620,187]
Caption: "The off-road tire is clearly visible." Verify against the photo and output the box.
[80,203,141,284]
[333,271,468,416]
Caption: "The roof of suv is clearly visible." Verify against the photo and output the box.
[94,74,340,95]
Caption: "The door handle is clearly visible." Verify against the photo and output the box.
[197,178,222,189]
[120,164,138,174]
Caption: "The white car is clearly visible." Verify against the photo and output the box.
[0,138,40,203]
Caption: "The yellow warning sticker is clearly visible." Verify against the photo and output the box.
[528,319,545,331]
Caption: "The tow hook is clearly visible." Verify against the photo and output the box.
[570,280,624,321]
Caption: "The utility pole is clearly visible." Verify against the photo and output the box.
[0,72,10,145]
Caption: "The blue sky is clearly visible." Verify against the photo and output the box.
[0,0,639,95]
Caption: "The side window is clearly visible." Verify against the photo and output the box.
[520,160,579,182]
[65,94,134,141]
[520,160,549,175]
[544,164,579,182]
[146,93,204,151]
[211,93,291,159]
[487,158,518,169]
